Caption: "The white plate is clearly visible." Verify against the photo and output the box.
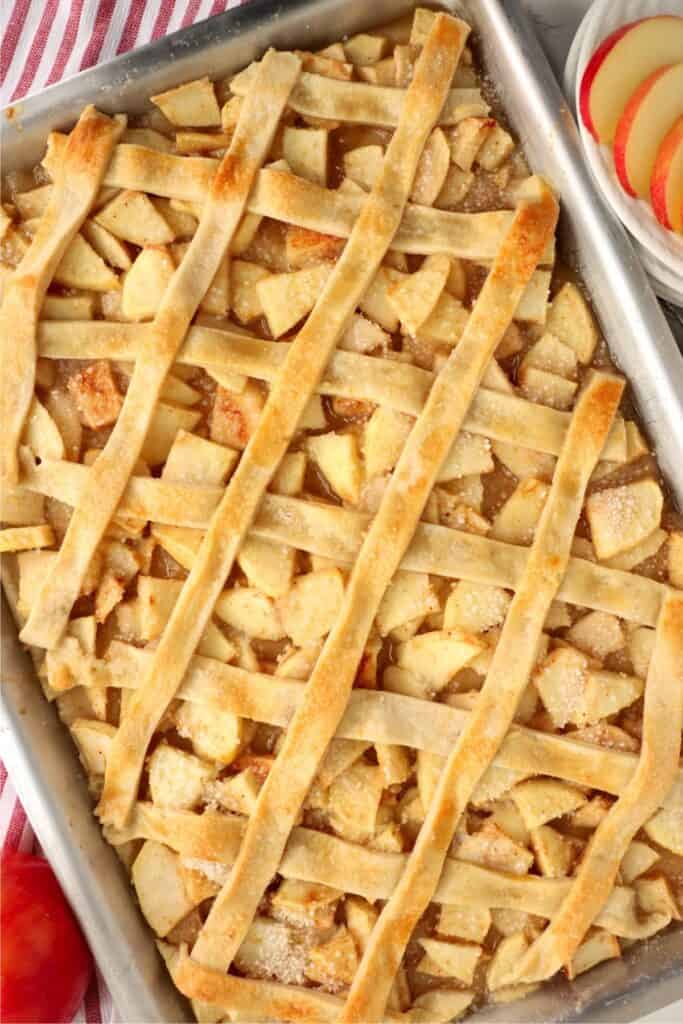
[635,238,683,303]
[565,0,683,305]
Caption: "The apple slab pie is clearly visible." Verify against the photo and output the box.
[1,7,683,1022]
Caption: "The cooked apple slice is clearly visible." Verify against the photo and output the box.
[257,262,333,337]
[306,431,363,504]
[586,478,663,560]
[448,116,495,172]
[411,128,450,206]
[132,841,197,937]
[364,407,413,479]
[455,822,533,877]
[67,361,122,429]
[651,114,683,232]
[70,720,115,776]
[175,700,253,766]
[376,571,439,636]
[237,536,295,599]
[438,906,491,944]
[121,246,175,320]
[277,569,345,646]
[215,587,285,641]
[569,930,620,980]
[210,381,264,450]
[95,190,174,246]
[282,127,328,186]
[163,429,237,485]
[546,282,598,365]
[141,403,201,465]
[148,743,215,811]
[55,233,119,292]
[418,938,482,985]
[270,451,307,496]
[614,62,683,198]
[343,145,385,191]
[272,880,341,930]
[510,779,586,830]
[326,761,384,843]
[388,253,450,334]
[394,629,484,693]
[412,989,474,1023]
[579,15,683,143]
[151,77,221,127]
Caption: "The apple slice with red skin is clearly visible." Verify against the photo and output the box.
[579,15,683,144]
[613,63,683,198]
[651,115,683,233]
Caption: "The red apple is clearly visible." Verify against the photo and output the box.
[613,62,683,198]
[651,115,683,232]
[579,15,683,144]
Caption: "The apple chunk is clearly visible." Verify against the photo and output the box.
[614,62,683,198]
[651,115,683,233]
[579,15,683,143]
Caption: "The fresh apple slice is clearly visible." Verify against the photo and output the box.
[579,16,683,144]
[651,115,683,233]
[614,63,683,198]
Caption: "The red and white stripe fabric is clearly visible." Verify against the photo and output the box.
[1,0,246,104]
[1,2,249,1020]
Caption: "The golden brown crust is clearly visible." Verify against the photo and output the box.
[43,138,555,262]
[108,803,671,939]
[0,106,121,483]
[511,590,683,984]
[37,321,626,459]
[340,372,622,1022]
[97,19,468,845]
[19,52,301,652]
[173,953,343,1022]
[20,453,666,627]
[188,14,472,973]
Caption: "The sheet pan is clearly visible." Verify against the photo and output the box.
[2,1,682,1020]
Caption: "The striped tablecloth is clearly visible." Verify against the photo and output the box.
[0,2,245,1020]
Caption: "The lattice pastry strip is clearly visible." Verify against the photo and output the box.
[42,139,555,262]
[121,13,468,973]
[190,188,558,979]
[340,372,623,1021]
[20,458,667,627]
[511,590,683,984]
[37,321,628,458]
[98,15,469,838]
[59,641,683,822]
[0,106,122,483]
[105,801,673,939]
[20,50,301,652]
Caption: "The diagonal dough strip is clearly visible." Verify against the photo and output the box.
[19,50,301,651]
[191,188,558,973]
[0,106,122,483]
[107,13,466,970]
[340,370,623,1022]
[510,589,683,985]
[97,11,468,832]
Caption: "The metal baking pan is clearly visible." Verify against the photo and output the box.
[2,1,682,1020]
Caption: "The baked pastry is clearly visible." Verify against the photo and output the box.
[1,7,682,1022]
